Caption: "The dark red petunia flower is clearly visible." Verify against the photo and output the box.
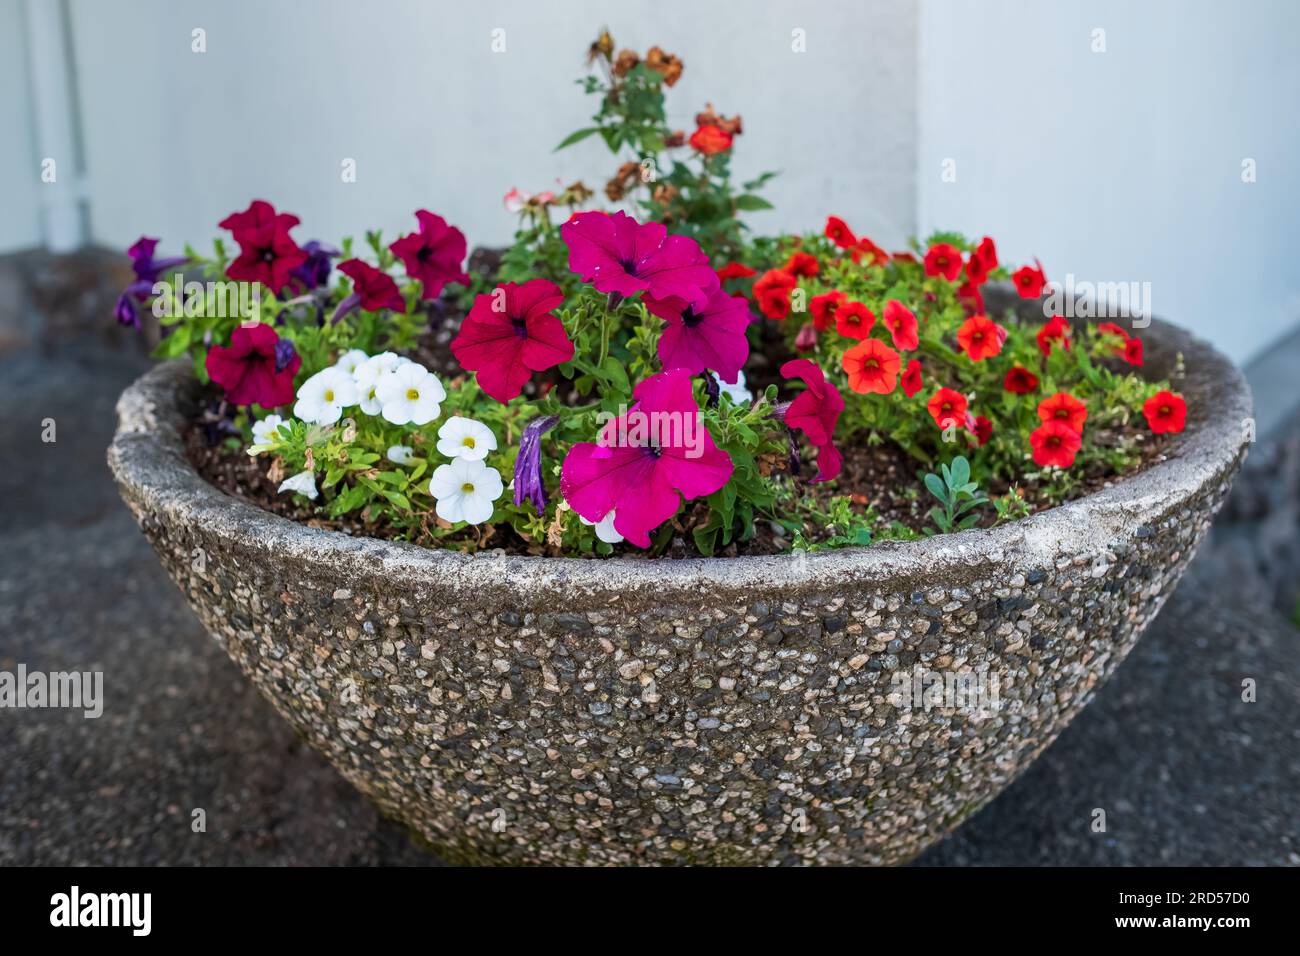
[1037,391,1088,433]
[956,314,1006,361]
[451,279,573,404]
[1030,420,1082,468]
[337,259,406,312]
[1013,259,1049,299]
[901,358,923,397]
[882,299,919,351]
[388,210,470,300]
[835,301,876,340]
[716,262,757,282]
[824,216,856,249]
[923,242,963,282]
[927,387,968,429]
[784,251,819,278]
[204,322,300,409]
[794,322,818,352]
[810,290,846,332]
[220,199,307,296]
[971,415,993,447]
[1143,391,1187,434]
[780,358,845,483]
[1003,366,1039,394]
[1122,337,1144,366]
[753,268,797,320]
[689,124,733,155]
[1036,315,1072,355]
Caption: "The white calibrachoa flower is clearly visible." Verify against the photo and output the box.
[278,470,318,500]
[436,416,497,462]
[334,349,369,376]
[248,414,286,455]
[294,367,358,425]
[719,369,753,406]
[386,444,415,465]
[428,458,503,525]
[354,352,412,415]
[376,362,445,426]
[580,510,625,544]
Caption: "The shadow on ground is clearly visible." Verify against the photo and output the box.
[0,254,1295,865]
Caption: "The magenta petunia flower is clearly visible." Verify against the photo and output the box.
[204,323,301,408]
[219,200,307,296]
[779,359,844,483]
[644,286,750,384]
[560,368,733,548]
[388,210,471,300]
[450,279,574,404]
[332,259,406,323]
[561,210,719,310]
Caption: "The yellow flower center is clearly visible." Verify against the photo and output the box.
[324,389,335,402]
[463,436,476,448]
[406,388,420,401]
[461,482,475,493]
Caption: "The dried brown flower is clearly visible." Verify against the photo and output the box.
[612,49,640,77]
[587,29,615,65]
[695,103,743,136]
[644,46,683,86]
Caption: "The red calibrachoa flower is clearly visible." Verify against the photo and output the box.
[1122,336,1144,366]
[835,301,875,340]
[1003,365,1040,394]
[852,237,890,267]
[337,259,406,313]
[956,280,984,316]
[781,358,845,483]
[451,279,574,403]
[971,415,993,447]
[1013,259,1048,299]
[1037,315,1071,355]
[810,290,845,332]
[965,236,997,284]
[204,322,300,409]
[784,251,820,278]
[882,299,919,351]
[824,215,856,249]
[956,314,1006,361]
[923,242,963,282]
[1030,420,1082,468]
[753,268,797,319]
[1037,392,1088,432]
[689,124,732,155]
[843,338,900,394]
[1143,390,1187,433]
[901,359,923,398]
[388,210,470,300]
[1097,321,1128,340]
[219,199,306,296]
[927,387,967,428]
[715,262,757,282]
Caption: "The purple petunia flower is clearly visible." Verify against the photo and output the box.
[274,337,298,373]
[115,236,188,328]
[290,240,340,291]
[513,414,560,514]
[560,210,719,311]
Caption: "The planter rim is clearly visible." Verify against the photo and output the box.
[108,316,1251,602]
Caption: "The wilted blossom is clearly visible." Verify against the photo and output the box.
[513,415,560,514]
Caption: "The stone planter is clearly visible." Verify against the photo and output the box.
[108,316,1249,865]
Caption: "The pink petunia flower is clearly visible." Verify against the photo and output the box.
[388,210,470,300]
[561,210,718,310]
[560,369,733,547]
[450,279,574,404]
[204,322,300,409]
[779,359,844,483]
[644,286,750,384]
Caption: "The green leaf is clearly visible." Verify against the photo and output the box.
[924,473,947,502]
[950,456,970,489]
[734,195,774,212]
[554,127,601,151]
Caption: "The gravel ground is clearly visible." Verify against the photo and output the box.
[0,255,1295,866]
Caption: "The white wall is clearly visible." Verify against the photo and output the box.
[0,0,42,253]
[67,0,917,254]
[918,0,1300,365]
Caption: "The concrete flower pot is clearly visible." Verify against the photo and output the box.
[108,315,1249,865]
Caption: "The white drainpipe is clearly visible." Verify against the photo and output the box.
[24,0,86,253]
